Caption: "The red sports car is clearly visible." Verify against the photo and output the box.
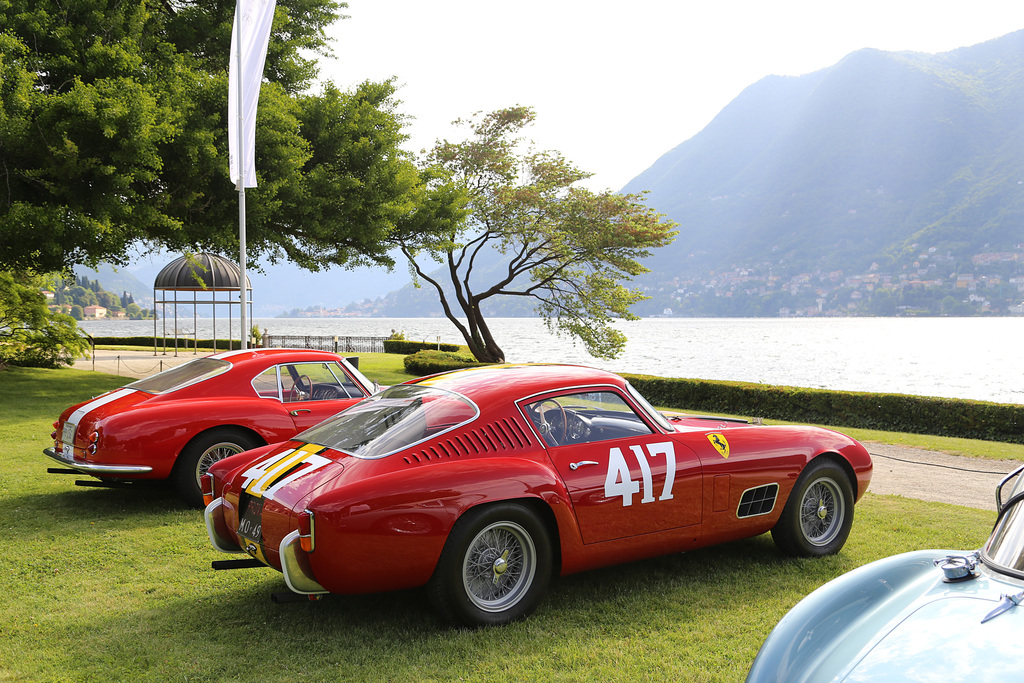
[203,364,872,626]
[44,348,376,505]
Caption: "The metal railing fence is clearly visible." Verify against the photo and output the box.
[262,334,386,354]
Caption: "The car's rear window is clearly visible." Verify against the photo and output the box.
[297,384,478,458]
[126,357,231,394]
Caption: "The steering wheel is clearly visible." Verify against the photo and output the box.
[312,385,344,400]
[537,399,567,445]
[288,375,313,401]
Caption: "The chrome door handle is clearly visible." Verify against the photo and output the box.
[289,408,312,416]
[570,460,599,471]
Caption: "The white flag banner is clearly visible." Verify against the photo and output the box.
[228,0,277,188]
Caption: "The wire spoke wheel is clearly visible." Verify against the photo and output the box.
[429,503,552,626]
[175,428,260,507]
[462,521,537,612]
[799,477,844,546]
[196,441,247,481]
[771,458,855,557]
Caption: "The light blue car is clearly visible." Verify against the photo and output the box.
[747,464,1024,682]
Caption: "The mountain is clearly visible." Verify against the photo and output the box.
[84,31,1024,318]
[368,30,1024,318]
[74,263,154,306]
[623,30,1024,316]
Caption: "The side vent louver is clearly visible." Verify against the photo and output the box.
[737,483,779,518]
[403,417,534,465]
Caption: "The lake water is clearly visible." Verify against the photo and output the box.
[78,317,1024,405]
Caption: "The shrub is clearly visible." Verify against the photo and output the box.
[403,350,488,376]
[384,339,463,355]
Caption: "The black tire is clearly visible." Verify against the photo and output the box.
[427,503,553,627]
[173,427,261,507]
[771,457,854,557]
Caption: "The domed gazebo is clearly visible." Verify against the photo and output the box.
[153,253,253,355]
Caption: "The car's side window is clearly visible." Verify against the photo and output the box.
[281,362,364,402]
[524,391,653,448]
[325,362,366,399]
[252,368,282,401]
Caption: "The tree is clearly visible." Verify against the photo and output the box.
[0,272,89,368]
[0,0,437,275]
[395,108,678,363]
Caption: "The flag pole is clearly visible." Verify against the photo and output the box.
[234,6,248,351]
[230,0,275,351]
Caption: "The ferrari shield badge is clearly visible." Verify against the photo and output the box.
[707,433,730,459]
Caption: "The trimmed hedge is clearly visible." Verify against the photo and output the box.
[92,336,464,355]
[90,336,246,350]
[384,339,462,354]
[623,373,1024,445]
[403,350,488,376]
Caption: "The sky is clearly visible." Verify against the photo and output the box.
[124,1,1024,309]
[321,0,1024,191]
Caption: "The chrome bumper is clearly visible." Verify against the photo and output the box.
[204,497,245,554]
[280,530,328,595]
[204,497,327,596]
[43,447,153,476]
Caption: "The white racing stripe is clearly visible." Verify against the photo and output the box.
[61,388,137,457]
[67,387,137,425]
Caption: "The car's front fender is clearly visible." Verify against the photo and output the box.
[746,549,956,683]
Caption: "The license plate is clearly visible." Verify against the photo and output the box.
[61,422,77,458]
[237,494,264,551]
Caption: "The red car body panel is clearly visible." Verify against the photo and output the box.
[205,364,873,599]
[44,348,372,485]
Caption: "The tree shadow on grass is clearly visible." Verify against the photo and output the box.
[3,479,196,533]
[8,529,860,681]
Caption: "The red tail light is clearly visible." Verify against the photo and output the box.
[297,509,315,553]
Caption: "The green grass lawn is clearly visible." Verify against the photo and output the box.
[0,365,1000,681]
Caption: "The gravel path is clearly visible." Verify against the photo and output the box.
[74,348,197,378]
[865,442,1020,511]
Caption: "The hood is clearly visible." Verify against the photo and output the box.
[842,592,1024,681]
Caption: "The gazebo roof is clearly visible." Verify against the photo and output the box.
[154,253,252,292]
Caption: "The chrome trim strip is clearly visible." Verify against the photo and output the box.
[205,498,244,554]
[42,447,153,475]
[279,530,328,595]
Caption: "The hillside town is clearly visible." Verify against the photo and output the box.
[272,243,1024,319]
[641,244,1024,318]
[45,275,155,320]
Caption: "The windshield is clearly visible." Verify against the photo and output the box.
[297,384,478,458]
[983,466,1024,577]
[125,357,230,394]
[626,382,673,431]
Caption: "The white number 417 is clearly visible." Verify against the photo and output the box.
[604,442,676,506]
